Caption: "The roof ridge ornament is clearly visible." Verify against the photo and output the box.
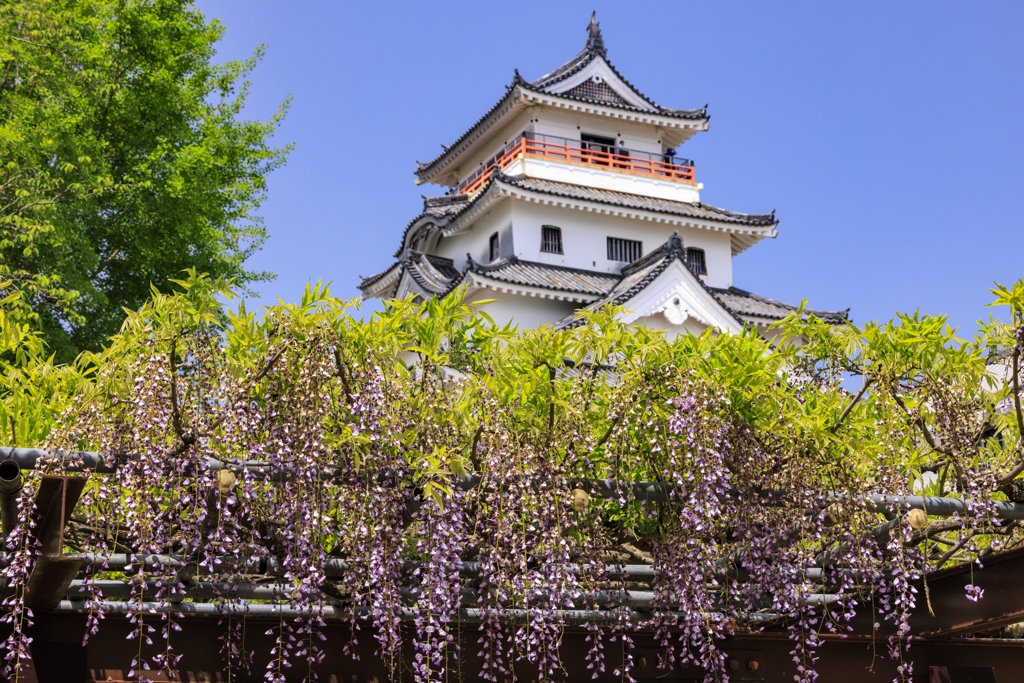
[667,231,684,255]
[586,12,607,58]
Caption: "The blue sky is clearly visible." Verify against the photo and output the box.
[196,0,1023,334]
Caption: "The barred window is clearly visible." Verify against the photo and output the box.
[541,225,563,254]
[489,232,499,262]
[686,247,707,275]
[607,237,642,263]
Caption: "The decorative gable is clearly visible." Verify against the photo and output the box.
[563,77,628,106]
[618,260,742,334]
[538,56,657,111]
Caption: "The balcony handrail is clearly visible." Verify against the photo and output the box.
[526,132,694,167]
[457,133,695,195]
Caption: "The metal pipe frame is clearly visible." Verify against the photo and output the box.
[4,447,1023,520]
[42,554,862,589]
[51,600,783,626]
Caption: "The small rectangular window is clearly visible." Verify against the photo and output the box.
[489,232,500,262]
[607,237,642,263]
[686,247,707,275]
[540,225,563,254]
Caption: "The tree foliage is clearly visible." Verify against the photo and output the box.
[0,0,290,361]
[0,276,1023,682]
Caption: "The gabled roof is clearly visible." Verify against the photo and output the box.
[529,13,611,92]
[361,250,462,298]
[709,286,850,325]
[555,234,741,331]
[529,13,692,115]
[415,16,708,186]
[358,260,403,299]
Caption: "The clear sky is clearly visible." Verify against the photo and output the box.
[195,0,1023,334]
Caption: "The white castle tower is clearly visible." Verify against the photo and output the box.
[360,15,847,335]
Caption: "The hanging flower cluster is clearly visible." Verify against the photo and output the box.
[0,276,1021,683]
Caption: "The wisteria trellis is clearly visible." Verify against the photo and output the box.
[2,275,1024,683]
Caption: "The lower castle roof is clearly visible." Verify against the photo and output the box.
[361,236,848,330]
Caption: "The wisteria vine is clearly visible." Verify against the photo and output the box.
[0,278,1019,683]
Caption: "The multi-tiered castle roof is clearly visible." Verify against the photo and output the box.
[360,15,847,334]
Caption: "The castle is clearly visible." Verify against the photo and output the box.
[359,15,847,336]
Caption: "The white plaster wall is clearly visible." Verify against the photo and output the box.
[509,201,734,288]
[466,290,578,331]
[633,312,708,339]
[504,156,701,203]
[432,201,513,272]
[453,111,532,187]
[531,108,664,155]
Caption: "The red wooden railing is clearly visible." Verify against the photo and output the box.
[458,134,695,195]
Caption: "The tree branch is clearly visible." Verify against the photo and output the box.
[168,337,194,452]
[830,376,872,433]
[333,345,352,404]
[892,391,953,457]
[1013,343,1024,441]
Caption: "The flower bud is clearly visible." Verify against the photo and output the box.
[572,488,590,512]
[907,508,927,530]
[217,469,237,495]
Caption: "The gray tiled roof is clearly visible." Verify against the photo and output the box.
[555,236,849,330]
[392,172,775,272]
[393,195,472,258]
[468,257,620,297]
[414,81,524,180]
[500,174,776,227]
[530,14,608,89]
[528,14,706,121]
[364,240,849,330]
[359,261,402,291]
[415,16,706,183]
[709,287,849,324]
[405,252,461,295]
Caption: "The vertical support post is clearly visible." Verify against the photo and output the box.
[0,458,22,539]
[24,475,88,610]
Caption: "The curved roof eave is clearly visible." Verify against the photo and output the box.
[394,178,508,258]
[493,173,777,231]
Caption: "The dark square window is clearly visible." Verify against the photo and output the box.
[607,236,642,263]
[686,247,707,275]
[580,133,615,153]
[489,232,500,262]
[541,225,563,254]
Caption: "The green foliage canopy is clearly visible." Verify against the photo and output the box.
[0,276,1022,681]
[0,0,290,361]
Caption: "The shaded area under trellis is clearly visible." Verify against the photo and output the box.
[4,610,1019,682]
[1,461,1024,681]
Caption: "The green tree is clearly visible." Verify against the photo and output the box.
[0,0,290,361]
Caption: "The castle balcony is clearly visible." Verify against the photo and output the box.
[458,133,696,200]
